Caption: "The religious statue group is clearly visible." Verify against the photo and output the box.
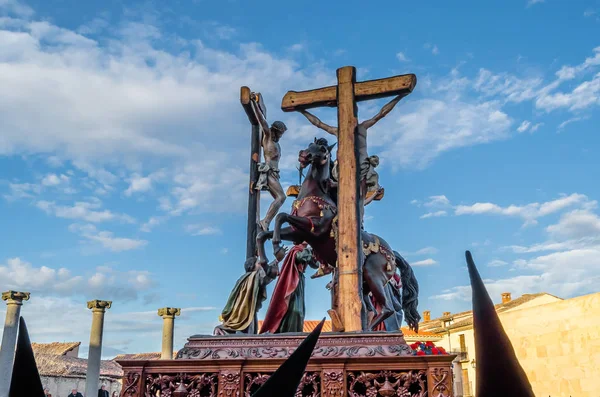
[214,91,421,336]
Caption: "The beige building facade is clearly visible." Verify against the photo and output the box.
[420,291,600,397]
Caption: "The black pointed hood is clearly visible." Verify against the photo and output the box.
[466,251,535,397]
[9,317,45,397]
[252,318,325,397]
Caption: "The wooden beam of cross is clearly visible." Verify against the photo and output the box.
[280,68,417,333]
[240,86,267,259]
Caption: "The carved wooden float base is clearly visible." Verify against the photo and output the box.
[117,331,455,397]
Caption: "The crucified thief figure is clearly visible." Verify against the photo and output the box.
[250,94,288,232]
[299,94,406,225]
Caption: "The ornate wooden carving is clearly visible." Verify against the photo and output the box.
[144,373,218,397]
[322,370,344,397]
[429,367,452,397]
[243,372,320,397]
[347,370,427,397]
[177,333,413,360]
[218,371,241,397]
[119,333,454,397]
[120,372,140,397]
[243,373,270,397]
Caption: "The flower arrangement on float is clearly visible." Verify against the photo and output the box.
[410,341,448,356]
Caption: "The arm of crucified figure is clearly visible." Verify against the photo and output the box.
[359,93,409,130]
[299,110,338,136]
[250,97,271,139]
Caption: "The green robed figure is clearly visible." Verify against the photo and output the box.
[214,253,284,335]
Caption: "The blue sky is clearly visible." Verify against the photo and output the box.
[0,0,599,358]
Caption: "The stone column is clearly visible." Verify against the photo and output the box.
[0,291,30,397]
[158,307,181,359]
[85,300,112,397]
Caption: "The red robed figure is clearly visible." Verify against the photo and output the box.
[259,244,307,334]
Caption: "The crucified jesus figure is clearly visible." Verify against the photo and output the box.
[299,94,406,221]
[250,94,288,232]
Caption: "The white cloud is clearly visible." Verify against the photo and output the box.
[453,193,594,226]
[0,11,336,216]
[377,97,512,169]
[396,52,409,62]
[0,257,81,292]
[584,9,597,18]
[527,0,545,6]
[487,259,508,267]
[474,69,543,103]
[424,195,451,208]
[0,0,33,16]
[140,216,167,232]
[423,43,439,55]
[124,174,152,196]
[546,209,600,239]
[418,193,597,226]
[515,120,542,134]
[36,199,134,223]
[414,247,439,255]
[2,7,594,199]
[554,47,600,81]
[412,258,437,266]
[433,204,600,302]
[530,122,543,132]
[558,117,585,130]
[69,223,147,252]
[432,247,600,301]
[534,48,600,112]
[3,182,41,200]
[536,73,600,112]
[504,237,600,254]
[185,224,222,236]
[41,173,69,186]
[517,120,531,133]
[0,257,153,300]
[420,210,447,219]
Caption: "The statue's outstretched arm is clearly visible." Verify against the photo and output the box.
[360,93,408,130]
[251,99,271,138]
[299,110,338,136]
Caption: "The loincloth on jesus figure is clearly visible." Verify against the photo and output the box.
[254,163,280,192]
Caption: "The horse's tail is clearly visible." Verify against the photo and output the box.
[394,251,421,332]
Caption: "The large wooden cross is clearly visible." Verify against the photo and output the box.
[240,86,267,258]
[281,67,416,332]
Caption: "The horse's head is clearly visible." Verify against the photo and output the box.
[298,137,336,169]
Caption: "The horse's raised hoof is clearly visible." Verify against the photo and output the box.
[310,264,333,279]
[369,308,393,331]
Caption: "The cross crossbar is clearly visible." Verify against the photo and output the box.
[281,73,416,112]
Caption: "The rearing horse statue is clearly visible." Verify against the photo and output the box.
[256,138,420,331]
